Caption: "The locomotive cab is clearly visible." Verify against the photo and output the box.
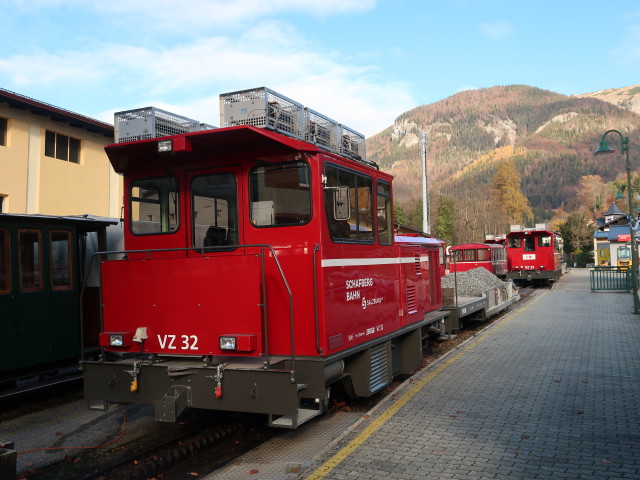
[505,224,564,284]
[83,89,447,428]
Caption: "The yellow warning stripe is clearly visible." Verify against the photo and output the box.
[305,291,547,479]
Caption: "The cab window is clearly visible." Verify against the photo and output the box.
[377,181,392,245]
[539,235,552,247]
[508,237,521,248]
[324,164,373,243]
[249,162,311,227]
[524,236,535,252]
[130,176,179,235]
[191,173,238,249]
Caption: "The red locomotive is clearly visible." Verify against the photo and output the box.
[505,225,565,283]
[448,243,507,277]
[83,88,446,428]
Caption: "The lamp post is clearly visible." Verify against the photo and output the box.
[595,129,640,314]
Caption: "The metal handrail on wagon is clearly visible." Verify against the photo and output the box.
[80,244,295,380]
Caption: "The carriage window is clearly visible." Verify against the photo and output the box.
[377,181,392,245]
[477,249,491,261]
[0,229,9,293]
[249,162,311,227]
[130,176,179,235]
[19,229,42,291]
[539,236,552,247]
[324,164,373,243]
[463,249,476,261]
[450,249,462,263]
[508,237,521,248]
[51,230,72,290]
[191,173,238,249]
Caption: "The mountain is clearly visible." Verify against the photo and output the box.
[367,85,640,224]
[576,84,640,114]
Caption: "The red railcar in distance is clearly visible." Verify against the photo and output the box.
[505,225,565,283]
[449,243,507,277]
[83,88,447,428]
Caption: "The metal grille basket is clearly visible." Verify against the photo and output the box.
[114,107,214,143]
[220,87,306,141]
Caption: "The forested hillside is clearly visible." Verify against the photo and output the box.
[367,85,640,236]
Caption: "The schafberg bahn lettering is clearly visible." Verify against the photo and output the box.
[346,276,373,302]
[344,276,385,309]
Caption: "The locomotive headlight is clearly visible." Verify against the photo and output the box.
[158,139,173,153]
[99,331,133,348]
[219,336,237,350]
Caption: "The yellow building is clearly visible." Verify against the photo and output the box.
[0,88,121,217]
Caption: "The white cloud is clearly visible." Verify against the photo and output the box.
[0,0,404,136]
[14,20,410,136]
[479,21,513,39]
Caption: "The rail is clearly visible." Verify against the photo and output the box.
[79,244,295,380]
[590,266,631,291]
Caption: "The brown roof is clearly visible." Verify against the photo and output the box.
[0,88,113,138]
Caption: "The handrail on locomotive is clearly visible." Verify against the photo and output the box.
[80,243,296,378]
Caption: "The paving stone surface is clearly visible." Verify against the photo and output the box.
[300,269,640,480]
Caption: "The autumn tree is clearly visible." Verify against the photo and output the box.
[490,159,533,231]
[558,211,595,266]
[576,175,615,217]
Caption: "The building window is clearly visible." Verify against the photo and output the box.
[0,117,7,146]
[45,130,80,163]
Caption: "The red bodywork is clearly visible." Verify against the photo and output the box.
[505,228,563,281]
[449,243,507,277]
[98,126,443,359]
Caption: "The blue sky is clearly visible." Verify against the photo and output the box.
[1,0,639,137]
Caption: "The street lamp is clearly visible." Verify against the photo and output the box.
[595,129,640,314]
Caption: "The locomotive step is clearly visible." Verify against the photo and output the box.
[270,408,324,428]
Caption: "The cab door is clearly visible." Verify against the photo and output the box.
[187,168,242,252]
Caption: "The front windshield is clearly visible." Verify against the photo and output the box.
[130,176,179,235]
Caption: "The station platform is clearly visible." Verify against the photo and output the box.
[213,268,640,479]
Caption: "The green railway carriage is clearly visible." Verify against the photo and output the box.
[0,214,117,389]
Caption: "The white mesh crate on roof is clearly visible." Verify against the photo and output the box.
[114,107,214,143]
[306,109,340,152]
[220,87,305,141]
[339,125,366,162]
